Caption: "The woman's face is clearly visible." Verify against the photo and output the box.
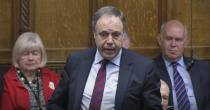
[18,47,42,73]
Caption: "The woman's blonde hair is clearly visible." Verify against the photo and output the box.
[12,32,47,68]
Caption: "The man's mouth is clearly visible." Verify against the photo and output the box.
[103,48,115,54]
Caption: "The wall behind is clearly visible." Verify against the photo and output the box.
[0,0,12,63]
[0,0,210,73]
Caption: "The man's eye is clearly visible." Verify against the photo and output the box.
[162,96,168,100]
[176,38,183,42]
[99,32,109,37]
[112,32,121,38]
[165,37,172,41]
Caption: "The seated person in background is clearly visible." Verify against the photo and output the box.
[122,31,131,49]
[0,32,60,110]
[160,80,170,110]
[154,20,210,110]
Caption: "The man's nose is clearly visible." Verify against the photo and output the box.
[106,35,114,44]
[171,39,176,46]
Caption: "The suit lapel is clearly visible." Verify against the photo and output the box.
[184,58,200,103]
[156,56,172,88]
[154,56,174,106]
[115,49,133,110]
[73,49,96,110]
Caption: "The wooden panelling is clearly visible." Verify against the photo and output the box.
[167,0,210,60]
[192,0,210,46]
[31,0,91,62]
[1,0,210,72]
[0,0,12,63]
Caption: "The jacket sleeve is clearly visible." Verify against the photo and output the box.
[141,63,162,110]
[205,62,210,109]
[119,60,162,110]
[47,56,72,110]
[0,79,14,110]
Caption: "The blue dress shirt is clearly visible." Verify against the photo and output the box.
[163,56,198,110]
[81,49,122,110]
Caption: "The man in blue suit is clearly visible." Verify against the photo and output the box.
[154,20,210,110]
[48,6,162,110]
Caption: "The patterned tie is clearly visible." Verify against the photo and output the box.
[172,62,190,110]
[89,59,108,110]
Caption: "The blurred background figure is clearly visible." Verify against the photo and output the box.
[122,31,131,49]
[160,80,170,110]
[0,32,60,110]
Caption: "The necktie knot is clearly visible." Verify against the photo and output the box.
[171,62,178,69]
[100,59,109,71]
[101,59,109,65]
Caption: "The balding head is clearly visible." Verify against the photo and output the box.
[157,20,188,62]
[160,20,188,40]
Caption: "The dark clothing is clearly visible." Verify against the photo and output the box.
[154,55,210,110]
[48,48,162,110]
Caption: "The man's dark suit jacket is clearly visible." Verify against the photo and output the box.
[48,48,162,110]
[154,55,210,110]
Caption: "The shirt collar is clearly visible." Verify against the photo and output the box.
[162,56,185,67]
[94,49,122,66]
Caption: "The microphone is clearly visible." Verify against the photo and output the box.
[186,57,194,71]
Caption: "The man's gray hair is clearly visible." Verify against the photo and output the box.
[160,21,188,40]
[92,6,126,32]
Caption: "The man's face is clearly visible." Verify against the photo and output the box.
[158,22,188,62]
[161,83,169,110]
[94,15,124,60]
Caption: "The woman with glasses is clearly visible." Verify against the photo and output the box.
[0,32,60,110]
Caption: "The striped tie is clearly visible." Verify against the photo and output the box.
[172,62,190,110]
[89,59,108,110]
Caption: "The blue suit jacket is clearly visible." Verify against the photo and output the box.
[48,48,162,110]
[154,55,210,110]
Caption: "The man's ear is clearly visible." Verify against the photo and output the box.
[93,32,96,39]
[157,34,162,46]
[122,32,125,40]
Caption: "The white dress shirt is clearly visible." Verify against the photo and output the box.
[81,49,122,110]
[163,56,198,110]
